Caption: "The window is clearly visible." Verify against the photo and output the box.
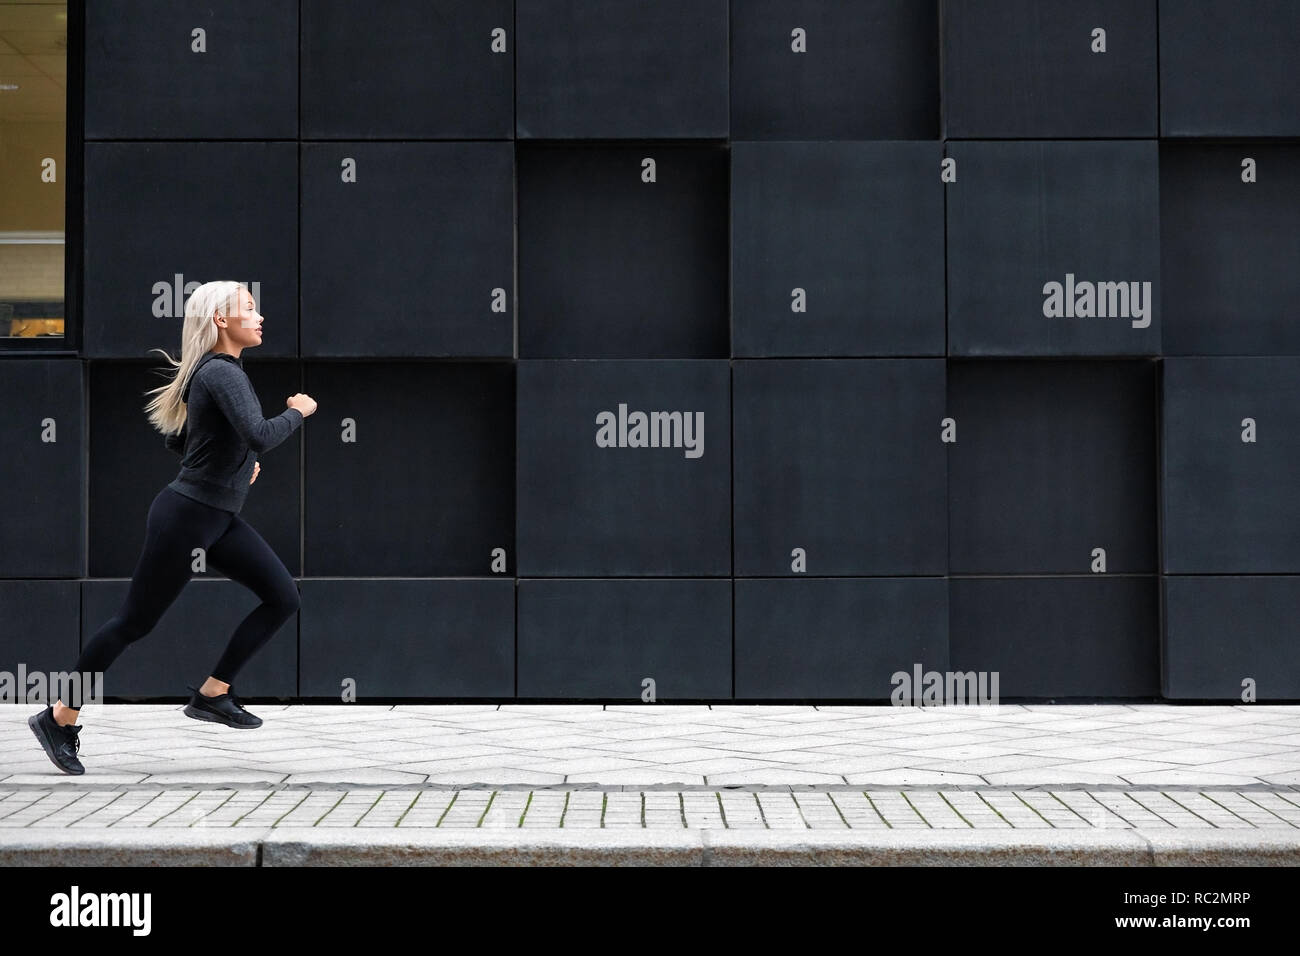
[0,0,68,346]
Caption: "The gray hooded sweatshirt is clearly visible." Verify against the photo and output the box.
[164,350,303,514]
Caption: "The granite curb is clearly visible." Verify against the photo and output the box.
[5,827,1300,866]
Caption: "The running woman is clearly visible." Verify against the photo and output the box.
[29,281,317,775]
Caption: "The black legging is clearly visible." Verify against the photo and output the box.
[64,486,299,708]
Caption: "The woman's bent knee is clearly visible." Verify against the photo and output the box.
[270,584,300,619]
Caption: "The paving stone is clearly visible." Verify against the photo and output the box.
[3,703,1300,861]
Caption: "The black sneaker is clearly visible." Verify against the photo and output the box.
[28,705,85,775]
[182,684,262,729]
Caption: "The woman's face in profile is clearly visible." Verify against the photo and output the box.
[222,287,264,347]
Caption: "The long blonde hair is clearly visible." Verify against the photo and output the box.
[144,280,245,436]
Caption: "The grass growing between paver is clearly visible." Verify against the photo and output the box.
[477,791,496,827]
[862,791,893,827]
[896,791,927,827]
[1197,792,1239,824]
[786,793,803,828]
[230,790,275,826]
[1048,790,1106,827]
[1238,790,1299,825]
[355,791,385,826]
[66,791,127,828]
[1125,793,1171,826]
[6,787,1300,830]
[937,792,972,827]
[823,792,852,828]
[316,793,347,827]
[975,792,1011,827]
[148,791,199,827]
[1012,792,1057,827]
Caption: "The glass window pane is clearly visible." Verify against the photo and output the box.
[0,1,67,341]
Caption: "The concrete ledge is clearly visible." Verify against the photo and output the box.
[0,828,267,866]
[1146,830,1300,866]
[5,827,1300,866]
[262,828,703,866]
[703,829,1152,866]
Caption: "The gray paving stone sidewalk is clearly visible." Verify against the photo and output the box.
[3,786,1300,830]
[4,703,1299,863]
[4,702,1300,788]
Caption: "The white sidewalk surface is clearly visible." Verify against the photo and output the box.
[3,703,1299,864]
[4,702,1300,788]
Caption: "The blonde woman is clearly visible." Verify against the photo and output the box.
[29,281,317,774]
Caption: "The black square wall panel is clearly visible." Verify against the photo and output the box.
[302,362,514,577]
[948,361,1157,575]
[514,143,733,361]
[1164,576,1300,700]
[83,142,298,359]
[731,0,940,140]
[0,582,81,685]
[301,0,513,139]
[516,0,728,139]
[85,0,297,139]
[88,360,301,578]
[1163,358,1300,574]
[950,577,1159,698]
[517,360,730,576]
[735,577,948,700]
[1159,0,1300,137]
[517,142,729,358]
[0,360,83,577]
[517,578,731,699]
[731,142,945,357]
[942,0,1157,138]
[299,579,514,698]
[1160,144,1300,355]
[301,142,514,358]
[80,580,296,699]
[733,359,947,575]
[946,140,1160,356]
